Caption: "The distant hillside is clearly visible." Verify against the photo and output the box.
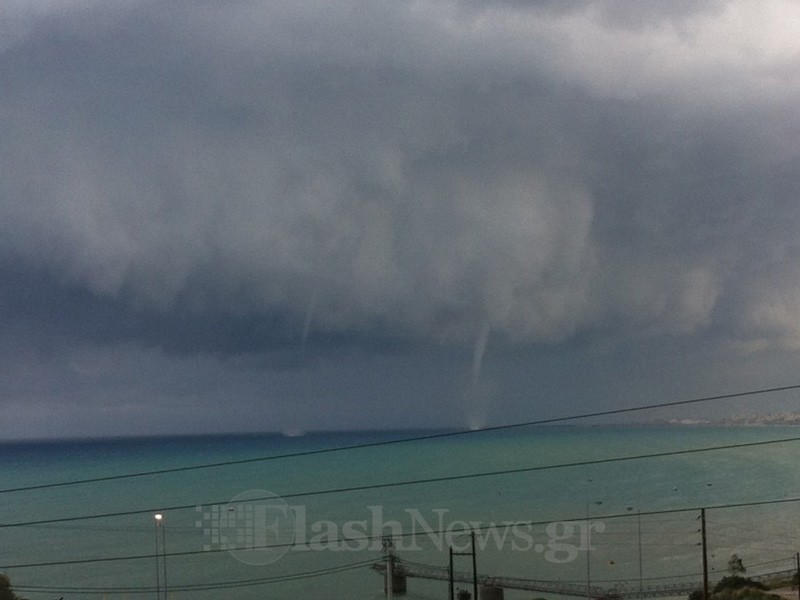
[665,413,800,426]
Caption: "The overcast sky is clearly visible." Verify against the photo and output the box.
[1,0,800,439]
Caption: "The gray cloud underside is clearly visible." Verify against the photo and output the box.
[2,0,800,355]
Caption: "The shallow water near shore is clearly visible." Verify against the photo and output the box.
[2,426,800,600]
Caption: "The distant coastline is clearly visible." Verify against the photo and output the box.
[661,413,800,426]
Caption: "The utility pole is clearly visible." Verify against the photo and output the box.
[450,533,479,600]
[637,510,643,599]
[795,552,799,600]
[383,538,394,600]
[701,508,709,600]
[449,547,454,600]
[471,532,478,600]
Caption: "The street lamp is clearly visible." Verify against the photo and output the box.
[586,500,603,597]
[154,514,167,600]
[626,505,643,598]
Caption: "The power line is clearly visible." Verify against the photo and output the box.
[3,383,798,495]
[11,558,376,594]
[13,554,797,596]
[4,434,799,529]
[5,495,800,570]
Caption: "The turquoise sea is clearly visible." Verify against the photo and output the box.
[2,426,800,600]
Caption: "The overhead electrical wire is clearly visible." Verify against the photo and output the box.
[10,558,377,594]
[3,434,800,529]
[5,494,800,570]
[4,384,798,589]
[2,383,798,495]
[13,555,797,595]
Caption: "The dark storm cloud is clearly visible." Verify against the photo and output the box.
[1,0,800,437]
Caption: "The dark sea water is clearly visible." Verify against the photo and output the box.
[2,426,800,600]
